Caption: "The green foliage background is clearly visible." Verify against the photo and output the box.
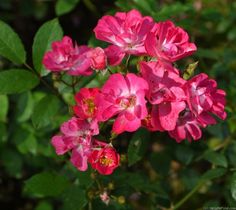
[0,0,235,210]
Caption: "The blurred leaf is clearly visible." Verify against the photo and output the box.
[153,2,192,21]
[88,35,108,48]
[181,169,200,191]
[1,149,23,178]
[62,186,87,210]
[203,150,228,168]
[35,201,53,210]
[0,19,26,64]
[56,0,80,16]
[149,152,171,175]
[33,18,63,76]
[77,168,94,188]
[116,0,157,14]
[18,134,37,155]
[0,122,7,144]
[0,94,8,122]
[32,95,60,129]
[207,123,228,139]
[128,128,150,166]
[230,172,236,201]
[203,200,220,208]
[175,144,194,165]
[195,48,220,60]
[16,91,34,122]
[201,168,226,181]
[24,172,69,197]
[226,142,236,167]
[0,69,39,94]
[13,125,37,155]
[183,61,198,80]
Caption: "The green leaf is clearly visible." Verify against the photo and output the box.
[195,48,220,60]
[183,61,198,80]
[55,0,80,16]
[0,69,39,94]
[77,167,94,189]
[227,142,236,167]
[230,172,236,201]
[0,95,9,122]
[62,186,87,210]
[0,122,7,145]
[33,18,63,76]
[1,149,23,178]
[13,125,37,155]
[35,201,53,210]
[149,152,171,175]
[201,168,226,181]
[175,144,194,165]
[16,92,34,122]
[24,172,69,197]
[31,95,61,129]
[128,128,150,166]
[0,20,26,64]
[203,150,228,168]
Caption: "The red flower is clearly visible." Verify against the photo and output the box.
[88,143,120,175]
[73,88,100,120]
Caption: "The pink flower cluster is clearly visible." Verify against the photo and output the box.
[45,10,227,175]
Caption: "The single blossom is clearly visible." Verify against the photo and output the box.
[168,109,202,142]
[94,9,154,55]
[184,73,227,122]
[86,47,107,70]
[43,36,93,76]
[145,21,197,62]
[73,88,100,120]
[140,61,186,131]
[51,117,99,171]
[88,142,120,175]
[96,73,148,134]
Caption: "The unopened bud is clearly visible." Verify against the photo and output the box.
[108,182,114,190]
[117,196,125,204]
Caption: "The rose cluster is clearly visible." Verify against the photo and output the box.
[44,10,226,175]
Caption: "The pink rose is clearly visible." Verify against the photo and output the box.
[168,110,202,142]
[184,73,227,122]
[86,47,107,70]
[94,9,154,55]
[140,61,186,131]
[43,36,93,76]
[145,21,197,62]
[96,73,148,134]
[104,45,126,66]
[51,117,99,171]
